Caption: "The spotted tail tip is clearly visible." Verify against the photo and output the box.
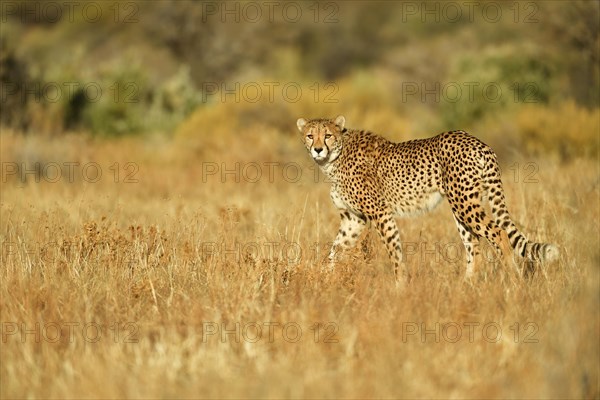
[543,244,559,262]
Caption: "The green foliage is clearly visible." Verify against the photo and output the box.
[440,44,554,129]
[1,0,598,149]
[79,63,148,136]
[79,64,201,137]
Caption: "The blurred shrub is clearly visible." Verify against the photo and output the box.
[541,1,599,106]
[79,64,201,136]
[175,74,413,155]
[1,58,202,136]
[0,42,33,131]
[516,101,599,162]
[79,63,149,136]
[441,44,554,129]
[2,0,598,149]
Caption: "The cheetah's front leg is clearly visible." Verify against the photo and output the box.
[372,210,405,281]
[327,210,367,269]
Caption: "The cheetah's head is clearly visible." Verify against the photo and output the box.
[297,116,346,164]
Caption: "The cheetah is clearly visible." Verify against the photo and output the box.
[297,115,558,279]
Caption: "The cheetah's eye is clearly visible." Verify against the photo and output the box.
[306,135,313,140]
[325,134,332,139]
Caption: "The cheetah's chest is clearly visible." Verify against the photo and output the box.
[330,186,351,210]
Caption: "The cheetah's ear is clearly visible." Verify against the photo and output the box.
[334,115,345,130]
[297,118,307,132]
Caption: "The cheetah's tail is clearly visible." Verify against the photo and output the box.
[511,234,559,263]
[493,197,559,263]
[484,155,559,263]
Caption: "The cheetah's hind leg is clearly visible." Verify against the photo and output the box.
[453,216,480,279]
[448,194,518,277]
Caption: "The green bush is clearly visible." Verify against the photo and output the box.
[61,63,201,136]
[441,44,554,129]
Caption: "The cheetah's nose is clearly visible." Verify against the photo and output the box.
[314,148,323,154]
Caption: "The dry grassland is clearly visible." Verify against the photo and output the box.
[1,125,598,398]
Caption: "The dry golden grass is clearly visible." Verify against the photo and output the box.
[1,124,598,399]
